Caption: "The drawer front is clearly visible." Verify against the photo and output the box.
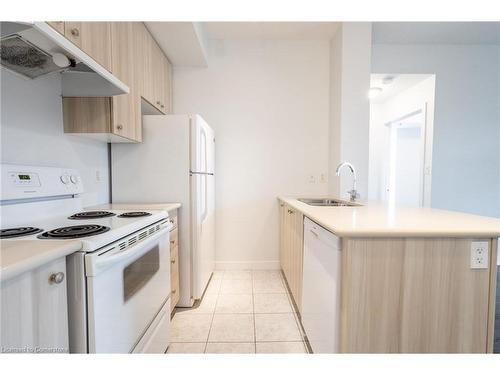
[169,228,178,249]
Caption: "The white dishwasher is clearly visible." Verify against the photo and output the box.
[302,217,341,353]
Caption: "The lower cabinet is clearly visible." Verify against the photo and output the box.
[0,257,69,353]
[169,209,180,312]
[279,201,304,313]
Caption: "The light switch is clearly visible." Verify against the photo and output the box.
[470,241,489,269]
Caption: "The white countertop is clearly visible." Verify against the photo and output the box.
[89,202,181,213]
[0,240,82,282]
[279,196,500,238]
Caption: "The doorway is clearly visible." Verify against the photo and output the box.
[386,109,426,206]
[368,74,436,207]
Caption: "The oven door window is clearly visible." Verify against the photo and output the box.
[123,245,160,302]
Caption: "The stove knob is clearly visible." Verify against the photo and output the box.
[60,175,70,184]
[70,175,79,184]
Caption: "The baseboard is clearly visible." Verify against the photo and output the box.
[215,261,280,270]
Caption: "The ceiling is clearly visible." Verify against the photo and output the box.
[202,22,341,40]
[370,74,433,103]
[372,22,500,45]
[145,22,208,67]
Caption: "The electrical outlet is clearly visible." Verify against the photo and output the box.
[470,241,489,269]
[309,175,316,183]
[320,173,327,183]
[95,170,101,182]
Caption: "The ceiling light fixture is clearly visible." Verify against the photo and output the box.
[368,87,383,99]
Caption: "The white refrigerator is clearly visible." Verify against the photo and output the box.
[111,114,215,307]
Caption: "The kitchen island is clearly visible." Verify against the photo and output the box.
[278,196,500,353]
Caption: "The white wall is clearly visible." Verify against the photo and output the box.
[372,44,500,218]
[329,23,372,200]
[1,71,110,206]
[174,39,330,268]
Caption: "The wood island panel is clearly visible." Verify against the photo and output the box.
[340,237,495,353]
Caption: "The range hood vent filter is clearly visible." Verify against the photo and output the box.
[0,35,65,79]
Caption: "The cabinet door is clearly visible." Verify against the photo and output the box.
[64,22,112,71]
[151,42,166,112]
[279,203,304,312]
[134,23,155,106]
[279,202,286,273]
[282,204,290,283]
[47,21,64,34]
[111,22,139,141]
[1,257,68,353]
[292,210,304,311]
[160,56,172,113]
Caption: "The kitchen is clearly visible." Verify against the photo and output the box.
[1,3,500,372]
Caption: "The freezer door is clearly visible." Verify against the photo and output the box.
[190,172,215,300]
[190,115,215,174]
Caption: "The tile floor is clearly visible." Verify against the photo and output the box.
[167,270,308,354]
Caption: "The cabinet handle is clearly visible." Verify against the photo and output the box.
[288,209,294,214]
[171,259,176,264]
[70,28,79,37]
[161,104,165,109]
[280,203,284,207]
[170,240,175,245]
[116,124,123,130]
[156,101,161,105]
[49,272,65,284]
[172,289,176,294]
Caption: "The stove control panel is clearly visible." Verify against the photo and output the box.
[10,172,41,187]
[1,164,84,201]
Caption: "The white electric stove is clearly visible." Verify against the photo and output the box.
[0,164,172,353]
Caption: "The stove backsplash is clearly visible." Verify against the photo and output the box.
[0,71,110,207]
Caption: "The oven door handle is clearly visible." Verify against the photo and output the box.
[86,227,169,276]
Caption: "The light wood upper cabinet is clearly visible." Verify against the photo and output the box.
[63,22,112,72]
[60,21,171,142]
[142,34,171,114]
[47,21,64,34]
[111,22,140,141]
[133,23,154,105]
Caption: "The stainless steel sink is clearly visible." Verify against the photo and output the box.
[297,198,361,207]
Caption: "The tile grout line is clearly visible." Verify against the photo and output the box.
[280,272,308,353]
[204,270,223,353]
[284,275,309,353]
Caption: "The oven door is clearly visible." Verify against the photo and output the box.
[85,226,170,353]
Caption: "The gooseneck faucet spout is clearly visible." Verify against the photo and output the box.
[335,162,359,201]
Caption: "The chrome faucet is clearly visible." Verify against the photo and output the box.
[335,162,359,201]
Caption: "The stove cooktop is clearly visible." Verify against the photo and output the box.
[68,211,116,220]
[0,227,44,239]
[0,209,169,252]
[117,211,152,218]
[38,225,111,239]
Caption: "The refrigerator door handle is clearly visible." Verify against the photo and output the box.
[201,174,208,223]
[190,171,214,176]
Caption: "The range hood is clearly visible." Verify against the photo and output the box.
[0,22,129,96]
